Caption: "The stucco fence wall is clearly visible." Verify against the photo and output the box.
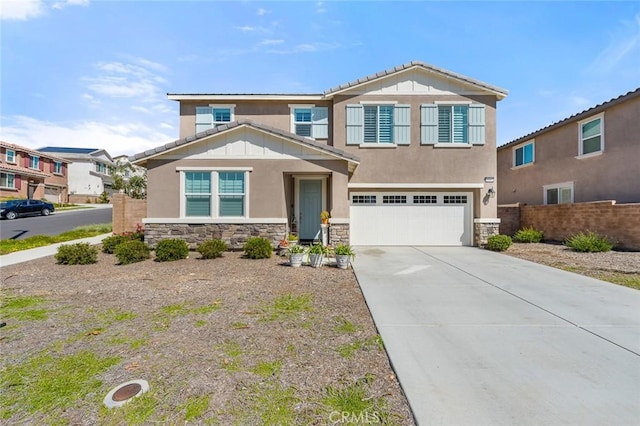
[498,201,640,250]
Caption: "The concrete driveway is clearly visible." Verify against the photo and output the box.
[352,246,640,426]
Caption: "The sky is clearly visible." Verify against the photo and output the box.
[1,0,639,157]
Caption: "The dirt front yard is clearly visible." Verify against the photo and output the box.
[0,251,415,425]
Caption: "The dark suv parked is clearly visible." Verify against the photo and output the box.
[0,199,55,220]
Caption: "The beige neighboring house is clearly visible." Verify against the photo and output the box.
[131,61,508,247]
[497,88,640,205]
[0,141,69,202]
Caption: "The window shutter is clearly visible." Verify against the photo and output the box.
[346,105,364,145]
[15,175,21,190]
[393,105,411,145]
[311,107,328,139]
[62,163,67,176]
[24,156,30,167]
[195,106,213,134]
[468,104,485,145]
[420,104,438,145]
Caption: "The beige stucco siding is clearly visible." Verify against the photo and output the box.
[178,100,333,140]
[497,95,640,205]
[145,158,349,219]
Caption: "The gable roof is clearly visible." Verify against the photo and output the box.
[498,87,640,150]
[324,60,508,100]
[167,60,508,101]
[129,119,360,168]
[0,141,70,163]
[38,147,114,163]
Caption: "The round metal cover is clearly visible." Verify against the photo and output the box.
[104,379,149,409]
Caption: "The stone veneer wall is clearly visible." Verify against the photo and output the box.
[144,223,287,250]
[474,221,500,246]
[329,223,350,246]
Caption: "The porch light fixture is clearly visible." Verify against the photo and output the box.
[487,187,496,198]
[484,176,495,183]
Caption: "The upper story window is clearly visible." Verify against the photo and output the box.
[195,105,235,134]
[95,162,108,174]
[578,114,604,156]
[6,149,16,163]
[29,155,39,170]
[421,103,485,145]
[346,104,410,145]
[289,105,328,139]
[1,172,15,188]
[438,105,468,143]
[53,161,63,175]
[514,141,535,167]
[544,182,573,205]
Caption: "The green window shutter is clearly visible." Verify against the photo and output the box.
[311,107,328,139]
[468,104,486,145]
[346,104,363,145]
[420,104,438,145]
[393,104,411,145]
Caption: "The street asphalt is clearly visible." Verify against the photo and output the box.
[352,246,640,426]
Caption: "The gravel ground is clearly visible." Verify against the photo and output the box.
[503,242,640,279]
[0,250,415,425]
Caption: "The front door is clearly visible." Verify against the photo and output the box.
[299,179,323,240]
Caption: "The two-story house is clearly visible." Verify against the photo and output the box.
[0,141,70,202]
[497,88,639,205]
[131,61,508,247]
[38,147,116,203]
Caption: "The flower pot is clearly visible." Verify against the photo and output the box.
[335,254,351,269]
[289,253,304,267]
[308,253,324,268]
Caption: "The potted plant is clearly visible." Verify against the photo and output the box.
[287,233,299,247]
[320,210,330,225]
[288,244,306,267]
[333,244,355,269]
[307,243,328,268]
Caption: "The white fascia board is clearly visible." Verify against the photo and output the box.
[143,218,287,224]
[167,94,325,101]
[348,183,485,189]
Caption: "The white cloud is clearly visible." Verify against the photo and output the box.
[0,115,174,156]
[0,0,45,20]
[257,7,270,16]
[588,13,640,75]
[267,41,340,55]
[257,39,284,46]
[0,0,88,20]
[316,2,326,13]
[84,60,168,99]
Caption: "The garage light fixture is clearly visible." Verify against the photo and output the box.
[484,176,495,183]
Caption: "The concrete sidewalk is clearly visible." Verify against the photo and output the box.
[352,246,640,426]
[0,233,111,267]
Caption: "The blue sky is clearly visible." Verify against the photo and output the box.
[1,0,639,157]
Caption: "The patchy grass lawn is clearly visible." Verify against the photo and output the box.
[0,224,112,255]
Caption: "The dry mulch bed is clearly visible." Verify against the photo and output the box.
[0,250,415,425]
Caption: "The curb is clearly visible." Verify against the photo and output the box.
[0,233,112,268]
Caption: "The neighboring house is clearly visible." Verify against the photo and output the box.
[0,141,70,202]
[38,147,116,203]
[497,88,640,205]
[131,61,508,247]
[113,155,146,180]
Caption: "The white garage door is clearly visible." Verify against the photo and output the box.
[350,192,472,246]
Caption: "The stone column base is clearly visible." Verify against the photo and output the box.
[474,219,501,246]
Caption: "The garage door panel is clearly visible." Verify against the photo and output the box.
[350,193,471,246]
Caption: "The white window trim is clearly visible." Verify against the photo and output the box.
[434,143,473,149]
[359,101,398,105]
[0,172,16,189]
[577,112,604,158]
[359,143,398,149]
[289,104,315,136]
[29,155,40,170]
[433,100,473,105]
[5,150,16,164]
[512,140,535,169]
[179,169,250,219]
[543,181,574,205]
[207,104,236,123]
[53,161,63,175]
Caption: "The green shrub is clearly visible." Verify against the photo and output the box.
[513,227,544,243]
[243,237,273,259]
[486,234,512,252]
[114,240,151,264]
[101,235,129,254]
[565,231,614,253]
[55,243,98,265]
[197,239,228,259]
[155,238,190,262]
